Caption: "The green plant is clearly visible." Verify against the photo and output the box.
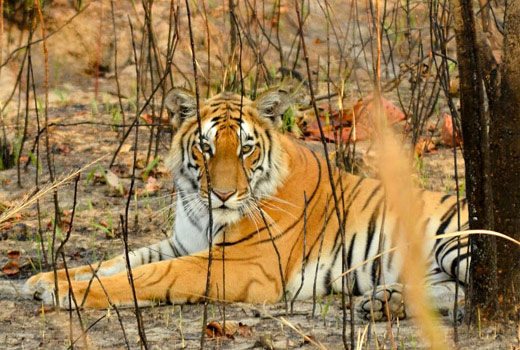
[321,293,333,325]
[90,98,99,117]
[53,88,68,105]
[28,151,43,174]
[142,157,160,180]
[90,209,115,238]
[178,306,185,347]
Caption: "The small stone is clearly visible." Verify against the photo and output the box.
[10,223,28,241]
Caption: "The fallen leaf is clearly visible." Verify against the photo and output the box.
[141,113,154,124]
[206,321,226,339]
[7,213,22,223]
[304,95,405,143]
[303,334,317,345]
[2,261,20,276]
[112,163,131,178]
[415,137,437,157]
[58,144,71,154]
[205,321,252,340]
[7,250,20,259]
[119,144,132,154]
[237,322,253,337]
[440,113,463,147]
[105,170,121,188]
[35,306,55,316]
[145,177,161,194]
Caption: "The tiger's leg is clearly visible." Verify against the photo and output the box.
[357,282,406,321]
[23,237,186,299]
[357,277,465,321]
[358,236,470,321]
[25,246,283,308]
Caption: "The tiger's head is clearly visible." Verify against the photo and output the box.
[165,89,291,225]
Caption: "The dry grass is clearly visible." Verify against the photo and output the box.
[370,91,447,350]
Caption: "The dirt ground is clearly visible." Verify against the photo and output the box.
[0,1,518,349]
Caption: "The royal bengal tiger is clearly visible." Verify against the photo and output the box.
[23,89,469,320]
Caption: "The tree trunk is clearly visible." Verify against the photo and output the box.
[489,1,520,317]
[451,0,497,318]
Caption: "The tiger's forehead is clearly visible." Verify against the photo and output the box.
[199,93,257,135]
[203,92,254,115]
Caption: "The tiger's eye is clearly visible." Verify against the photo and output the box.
[201,143,211,153]
[241,145,253,154]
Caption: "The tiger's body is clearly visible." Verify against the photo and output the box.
[24,90,469,319]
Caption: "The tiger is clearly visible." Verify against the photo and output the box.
[23,88,470,321]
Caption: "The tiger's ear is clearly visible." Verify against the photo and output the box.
[253,89,291,127]
[164,88,201,127]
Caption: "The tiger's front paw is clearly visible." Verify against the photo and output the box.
[357,283,406,321]
[23,273,74,308]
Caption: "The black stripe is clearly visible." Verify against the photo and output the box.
[142,261,173,287]
[147,247,153,264]
[352,272,361,295]
[158,244,163,261]
[440,194,451,203]
[362,184,381,210]
[256,150,323,244]
[364,211,379,263]
[324,268,333,295]
[435,236,458,264]
[450,252,471,283]
[167,239,181,258]
[347,233,357,269]
[174,236,189,255]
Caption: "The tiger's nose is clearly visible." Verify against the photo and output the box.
[212,189,236,202]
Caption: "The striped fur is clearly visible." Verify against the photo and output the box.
[23,90,470,318]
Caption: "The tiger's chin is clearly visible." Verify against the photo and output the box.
[212,207,243,225]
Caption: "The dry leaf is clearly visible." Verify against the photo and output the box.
[205,321,252,340]
[2,261,20,276]
[205,321,226,339]
[35,306,55,316]
[440,114,463,147]
[415,138,437,157]
[145,177,161,194]
[237,322,253,337]
[119,144,132,154]
[303,334,317,345]
[141,113,154,124]
[7,250,20,259]
[305,96,405,143]
[58,144,71,154]
[105,170,121,188]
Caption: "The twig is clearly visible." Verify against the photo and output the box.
[110,0,126,136]
[294,1,351,348]
[290,192,307,313]
[184,1,215,348]
[124,16,148,349]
